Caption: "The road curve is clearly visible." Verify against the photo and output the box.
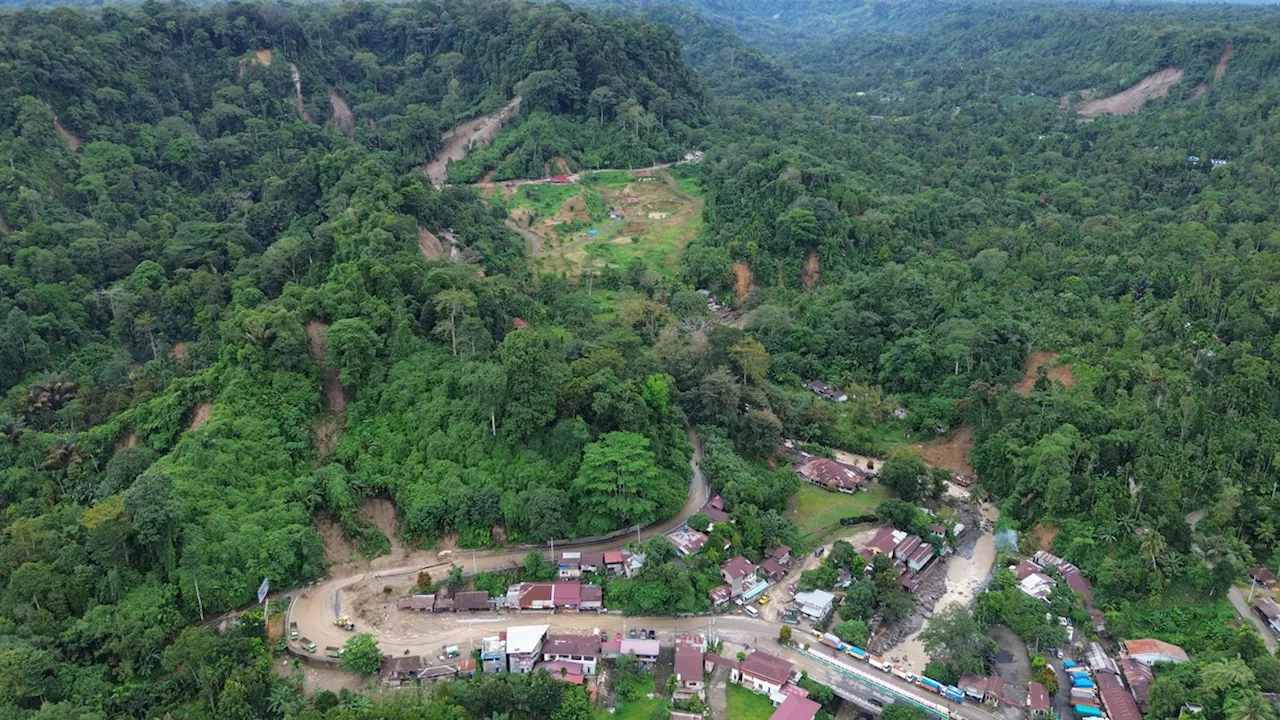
[288,428,710,655]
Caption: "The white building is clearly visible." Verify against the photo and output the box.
[793,589,836,621]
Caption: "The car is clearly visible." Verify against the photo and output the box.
[648,629,656,640]
[759,596,770,605]
[1056,648,1064,659]
[629,629,637,639]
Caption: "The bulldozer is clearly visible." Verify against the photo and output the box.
[333,615,355,631]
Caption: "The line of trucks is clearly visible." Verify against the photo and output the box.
[1066,661,1103,718]
[818,632,966,704]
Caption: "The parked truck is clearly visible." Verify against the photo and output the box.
[918,677,944,693]
[299,637,317,653]
[821,633,845,651]
[869,656,892,672]
[845,646,868,661]
[892,666,918,683]
[1075,706,1103,718]
[289,622,299,639]
[944,686,966,703]
[324,646,342,659]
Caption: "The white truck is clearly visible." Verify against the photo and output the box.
[869,656,892,672]
[892,666,918,683]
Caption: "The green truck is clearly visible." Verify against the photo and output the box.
[324,646,342,659]
[299,637,317,653]
[289,622,299,639]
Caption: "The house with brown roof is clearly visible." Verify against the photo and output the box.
[1119,657,1154,711]
[907,542,934,572]
[381,655,428,687]
[866,526,906,556]
[804,380,848,403]
[771,546,792,565]
[454,591,494,611]
[1097,670,1142,720]
[542,634,602,675]
[1252,566,1278,588]
[1254,596,1280,634]
[722,556,758,597]
[581,584,603,611]
[894,535,922,561]
[1123,639,1190,665]
[667,527,709,556]
[771,694,822,720]
[796,457,867,494]
[675,645,705,692]
[739,651,795,695]
[603,549,627,574]
[1027,681,1050,712]
[959,675,1006,704]
[761,558,787,581]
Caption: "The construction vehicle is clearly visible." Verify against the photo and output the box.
[300,637,317,653]
[289,622,299,639]
[334,615,355,631]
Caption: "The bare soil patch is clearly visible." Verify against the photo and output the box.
[1031,523,1059,552]
[41,101,81,152]
[289,62,314,123]
[187,402,213,431]
[114,432,139,452]
[1013,350,1075,395]
[169,341,189,361]
[425,96,522,187]
[553,157,571,174]
[418,228,446,260]
[910,426,975,478]
[360,498,410,559]
[732,263,754,300]
[319,516,360,568]
[328,88,355,137]
[255,49,274,66]
[802,248,821,290]
[1215,43,1235,82]
[1192,84,1208,100]
[1075,68,1184,116]
[275,655,364,698]
[306,321,346,416]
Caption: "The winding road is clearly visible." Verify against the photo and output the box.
[288,428,710,656]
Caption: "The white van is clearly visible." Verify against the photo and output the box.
[743,606,759,618]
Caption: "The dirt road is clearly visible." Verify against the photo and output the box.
[288,428,710,656]
[425,97,522,187]
[1229,586,1278,653]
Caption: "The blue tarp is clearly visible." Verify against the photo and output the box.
[587,229,599,235]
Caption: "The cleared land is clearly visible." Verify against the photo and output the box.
[789,482,892,541]
[1012,350,1075,395]
[425,97,523,187]
[909,426,975,478]
[1073,68,1185,116]
[518,170,703,278]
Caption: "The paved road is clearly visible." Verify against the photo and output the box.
[289,428,710,655]
[1229,586,1277,653]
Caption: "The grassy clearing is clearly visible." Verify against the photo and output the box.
[792,483,893,541]
[511,183,581,216]
[585,169,633,188]
[726,684,776,720]
[596,695,667,720]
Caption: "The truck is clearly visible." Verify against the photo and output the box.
[869,656,892,672]
[324,646,342,659]
[1073,678,1096,690]
[289,622,299,639]
[944,686,966,703]
[892,666,917,683]
[299,637,317,653]
[821,633,845,651]
[1075,706,1103,718]
[918,677,944,694]
[782,615,801,626]
[845,646,869,661]
[334,616,355,631]
[444,646,460,659]
[1063,660,1078,670]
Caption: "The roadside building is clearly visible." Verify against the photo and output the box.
[722,556,758,597]
[1251,567,1278,588]
[1119,657,1154,712]
[675,644,705,692]
[620,638,660,667]
[1097,669,1143,720]
[604,549,628,575]
[1027,681,1050,713]
[793,589,836,621]
[709,585,732,606]
[771,694,822,720]
[542,634,602,675]
[1123,639,1190,665]
[454,591,493,612]
[381,655,427,687]
[581,584,603,612]
[1254,596,1280,634]
[506,625,549,674]
[667,527,709,556]
[795,457,867,494]
[481,635,507,674]
[740,651,795,695]
[397,594,434,612]
[771,546,792,565]
[761,558,787,582]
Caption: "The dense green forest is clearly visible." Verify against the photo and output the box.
[4,0,1280,716]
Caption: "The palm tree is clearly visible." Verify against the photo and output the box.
[1139,531,1167,572]
[23,373,78,416]
[1226,692,1277,720]
[1201,659,1255,694]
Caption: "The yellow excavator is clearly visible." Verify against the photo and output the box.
[333,615,355,631]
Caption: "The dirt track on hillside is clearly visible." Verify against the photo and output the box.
[1012,350,1075,395]
[425,97,522,187]
[328,88,355,136]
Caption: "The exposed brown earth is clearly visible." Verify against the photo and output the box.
[328,88,355,137]
[732,263,754,300]
[169,341,189,361]
[1074,68,1184,116]
[424,96,522,187]
[1215,43,1235,81]
[802,248,821,290]
[306,320,346,454]
[289,62,314,123]
[1031,523,1059,551]
[42,101,81,152]
[187,402,213,431]
[114,432,139,452]
[417,228,446,260]
[1012,350,1076,395]
[909,426,975,478]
